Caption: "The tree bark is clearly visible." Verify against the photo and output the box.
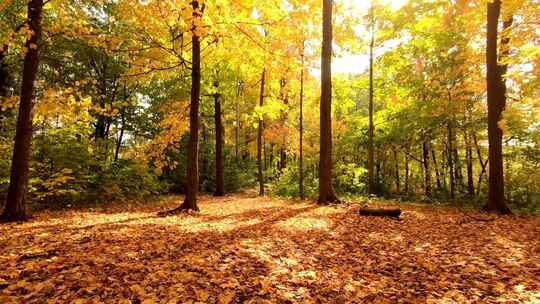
[2,0,43,222]
[299,47,305,200]
[432,149,442,191]
[178,0,203,211]
[214,93,225,196]
[447,123,455,199]
[404,148,410,194]
[485,0,512,214]
[473,132,488,194]
[359,207,401,218]
[114,110,125,162]
[393,147,400,193]
[464,130,475,196]
[257,69,266,196]
[318,0,339,204]
[367,2,376,195]
[423,140,431,197]
[0,46,10,97]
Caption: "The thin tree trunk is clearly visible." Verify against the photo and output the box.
[404,148,409,194]
[473,132,488,194]
[447,123,455,199]
[214,93,224,196]
[423,140,431,197]
[257,69,266,196]
[485,0,512,214]
[432,149,442,190]
[114,110,125,162]
[299,48,305,199]
[0,46,10,97]
[2,0,43,222]
[235,81,242,158]
[367,2,375,195]
[318,0,339,204]
[393,147,400,193]
[0,46,9,132]
[464,130,475,196]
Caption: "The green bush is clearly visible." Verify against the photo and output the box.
[334,162,367,195]
[273,166,318,199]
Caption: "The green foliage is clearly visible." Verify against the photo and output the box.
[334,162,367,195]
[273,166,318,199]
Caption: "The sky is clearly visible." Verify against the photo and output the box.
[333,0,408,74]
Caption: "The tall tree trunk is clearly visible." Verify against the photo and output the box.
[404,148,409,194]
[423,140,431,197]
[454,144,463,190]
[214,93,224,196]
[318,0,339,204]
[177,0,203,211]
[2,0,43,222]
[367,2,376,195]
[464,130,475,196]
[299,47,305,200]
[432,149,442,191]
[257,69,266,196]
[485,0,512,214]
[235,81,242,158]
[447,123,455,199]
[278,78,288,172]
[393,147,400,193]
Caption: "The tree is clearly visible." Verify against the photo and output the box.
[167,0,203,213]
[299,43,305,200]
[318,0,339,204]
[485,0,512,214]
[257,69,266,196]
[2,0,43,222]
[214,90,225,197]
[367,1,376,195]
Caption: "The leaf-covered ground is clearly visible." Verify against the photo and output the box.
[1,194,539,303]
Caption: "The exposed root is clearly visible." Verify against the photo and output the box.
[157,201,199,217]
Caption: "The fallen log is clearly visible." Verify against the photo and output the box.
[358,207,402,218]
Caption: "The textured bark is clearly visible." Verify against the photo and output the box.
[214,93,225,196]
[257,69,266,196]
[2,0,43,222]
[485,0,511,214]
[178,0,203,211]
[318,0,339,204]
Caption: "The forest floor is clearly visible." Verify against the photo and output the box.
[0,193,539,304]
